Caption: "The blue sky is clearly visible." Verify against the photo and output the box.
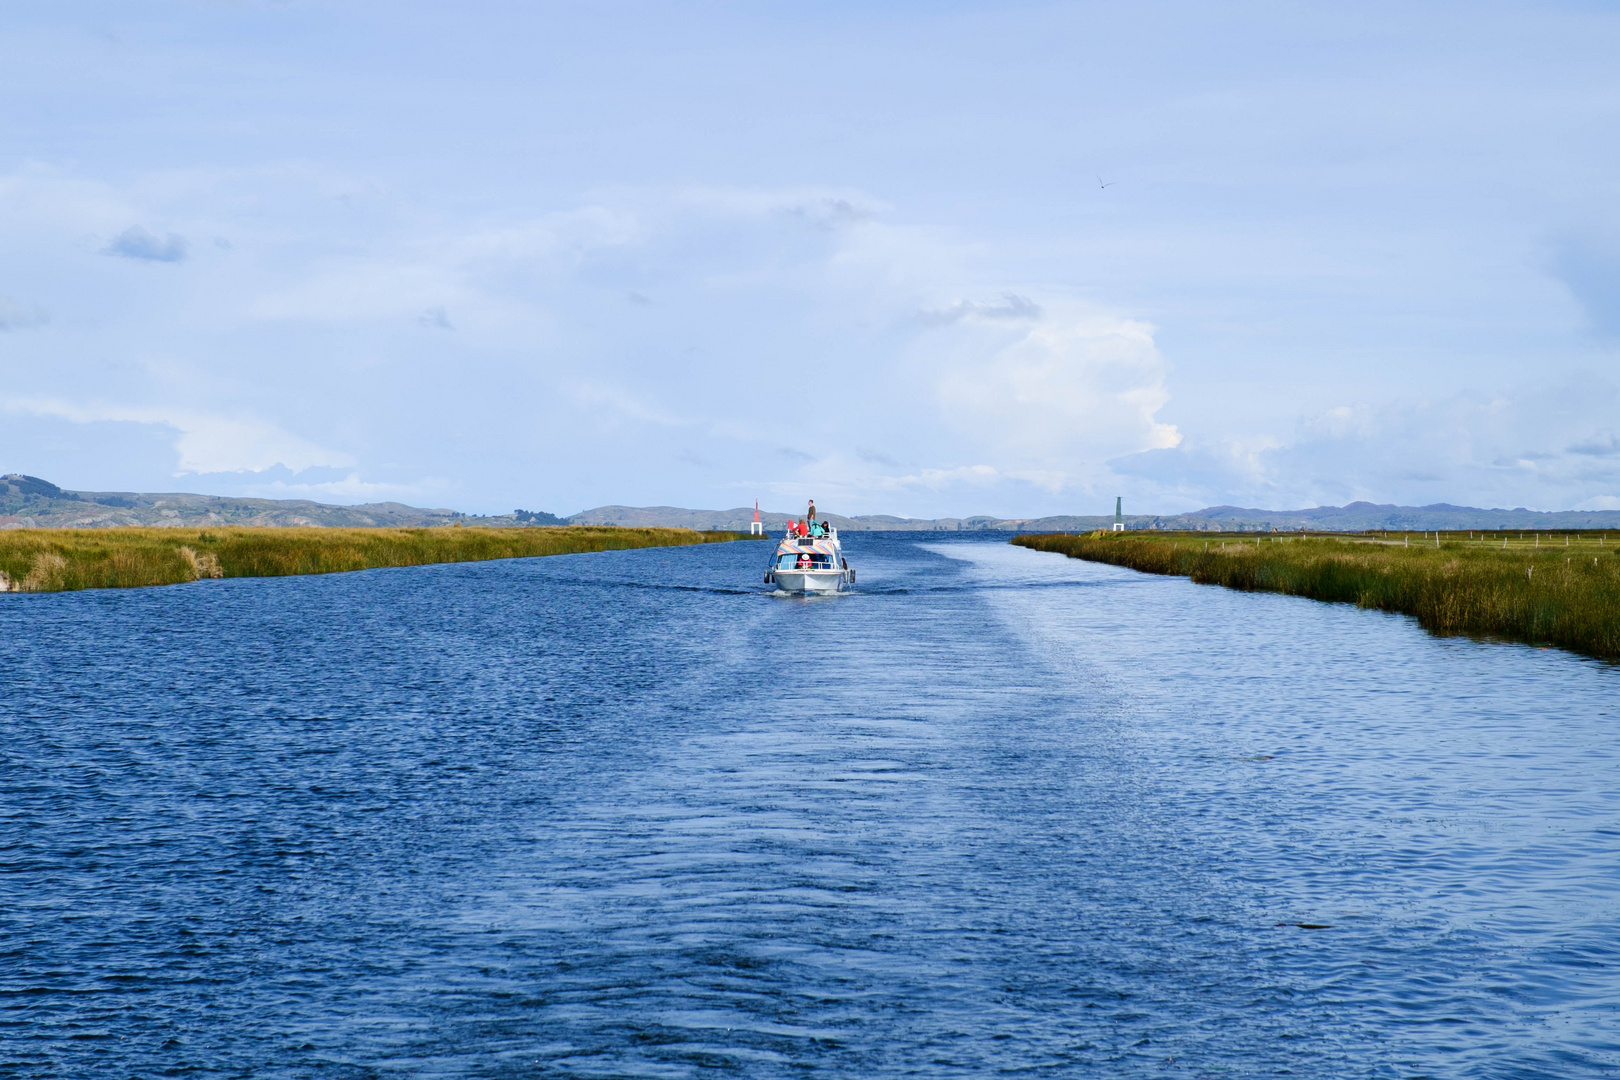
[2,1,1618,517]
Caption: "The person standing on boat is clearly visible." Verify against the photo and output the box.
[807,499,817,523]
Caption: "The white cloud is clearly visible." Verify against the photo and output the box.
[0,397,353,474]
[935,308,1181,470]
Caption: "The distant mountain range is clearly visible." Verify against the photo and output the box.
[7,475,1620,532]
[560,500,1620,532]
[0,474,465,529]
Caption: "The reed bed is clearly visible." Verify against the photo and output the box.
[1013,530,1620,661]
[0,526,751,593]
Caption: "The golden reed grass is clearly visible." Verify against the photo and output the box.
[0,526,752,593]
[1013,530,1620,661]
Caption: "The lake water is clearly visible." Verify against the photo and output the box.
[3,533,1618,1078]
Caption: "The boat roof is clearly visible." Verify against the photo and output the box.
[775,533,838,556]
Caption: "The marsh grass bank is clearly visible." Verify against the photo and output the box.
[0,526,752,593]
[1013,530,1620,661]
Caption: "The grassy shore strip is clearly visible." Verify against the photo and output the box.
[0,526,754,593]
[1012,530,1620,661]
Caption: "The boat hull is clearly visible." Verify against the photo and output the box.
[772,569,846,594]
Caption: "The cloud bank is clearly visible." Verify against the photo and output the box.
[3,1,1620,517]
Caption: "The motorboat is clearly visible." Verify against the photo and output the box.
[764,524,853,593]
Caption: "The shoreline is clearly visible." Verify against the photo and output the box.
[1012,530,1620,661]
[0,526,756,593]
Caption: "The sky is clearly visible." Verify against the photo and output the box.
[2,1,1619,518]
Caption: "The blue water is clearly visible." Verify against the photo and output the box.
[3,533,1618,1078]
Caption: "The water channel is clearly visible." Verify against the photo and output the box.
[3,533,1617,1076]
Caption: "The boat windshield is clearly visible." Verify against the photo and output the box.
[776,552,834,569]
